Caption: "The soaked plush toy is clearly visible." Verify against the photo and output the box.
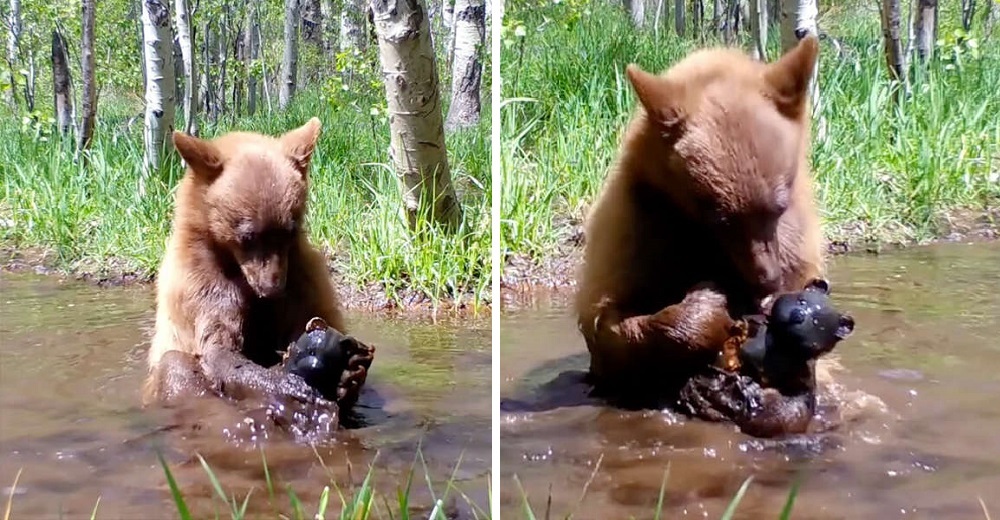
[281,317,375,409]
[678,278,855,438]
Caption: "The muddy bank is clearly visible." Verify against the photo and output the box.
[500,206,1000,309]
[0,245,490,320]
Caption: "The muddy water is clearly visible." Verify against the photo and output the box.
[501,241,1000,519]
[0,272,490,518]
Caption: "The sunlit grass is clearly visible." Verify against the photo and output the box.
[500,0,1000,267]
[0,88,491,308]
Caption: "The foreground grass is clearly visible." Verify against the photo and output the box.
[500,0,1000,268]
[0,89,491,308]
[3,447,490,519]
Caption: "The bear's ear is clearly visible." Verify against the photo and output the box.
[805,277,830,294]
[172,131,224,181]
[763,35,819,119]
[626,64,685,131]
[280,117,322,177]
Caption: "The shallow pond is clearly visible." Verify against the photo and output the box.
[500,241,1000,519]
[0,272,491,518]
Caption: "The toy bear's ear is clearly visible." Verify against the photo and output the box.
[805,277,830,294]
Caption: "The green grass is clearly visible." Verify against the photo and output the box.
[500,0,1000,268]
[0,86,490,308]
[4,447,489,519]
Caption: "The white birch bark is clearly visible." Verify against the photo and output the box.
[141,0,177,177]
[340,0,368,51]
[674,0,686,35]
[445,0,484,130]
[624,0,647,27]
[5,0,20,107]
[51,29,73,136]
[279,0,300,109]
[78,0,96,151]
[174,0,197,135]
[750,0,768,60]
[245,4,260,115]
[912,0,936,64]
[320,0,338,56]
[370,0,462,229]
[780,0,822,134]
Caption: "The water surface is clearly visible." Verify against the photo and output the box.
[0,272,490,518]
[501,241,1000,518]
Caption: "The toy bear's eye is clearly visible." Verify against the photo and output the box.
[788,307,806,325]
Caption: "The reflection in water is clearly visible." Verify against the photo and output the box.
[501,242,1000,518]
[0,273,490,517]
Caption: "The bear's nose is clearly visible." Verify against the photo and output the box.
[835,314,855,339]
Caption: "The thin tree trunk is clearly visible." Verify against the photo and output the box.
[692,0,703,38]
[370,0,462,229]
[5,0,20,107]
[78,0,96,151]
[881,0,906,104]
[780,0,822,134]
[51,29,73,136]
[301,0,323,47]
[216,2,229,117]
[320,0,338,57]
[675,0,686,35]
[256,20,272,112]
[624,0,647,27]
[340,0,367,51]
[175,0,197,134]
[199,21,209,117]
[244,4,259,116]
[962,0,976,30]
[140,0,177,177]
[913,0,936,64]
[279,0,300,109]
[713,0,723,34]
[445,0,483,130]
[750,0,767,60]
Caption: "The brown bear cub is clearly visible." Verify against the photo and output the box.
[143,118,373,425]
[575,37,825,407]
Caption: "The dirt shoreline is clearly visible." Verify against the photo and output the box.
[0,245,490,321]
[499,207,1000,311]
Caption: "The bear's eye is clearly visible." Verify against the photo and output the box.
[235,220,257,245]
[788,307,806,325]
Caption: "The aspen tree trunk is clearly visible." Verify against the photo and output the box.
[340,0,367,51]
[140,0,177,177]
[675,0,686,35]
[245,4,259,115]
[780,0,821,132]
[881,0,906,104]
[370,0,462,229]
[692,0,704,38]
[216,3,229,116]
[51,29,73,136]
[302,0,323,47]
[962,0,976,30]
[78,0,96,151]
[279,0,300,109]
[913,0,937,64]
[199,20,214,120]
[5,0,19,107]
[175,0,197,134]
[445,0,484,130]
[624,0,647,27]
[320,0,338,57]
[713,0,723,34]
[750,0,767,59]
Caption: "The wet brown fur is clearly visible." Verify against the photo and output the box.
[143,119,348,406]
[575,37,825,402]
